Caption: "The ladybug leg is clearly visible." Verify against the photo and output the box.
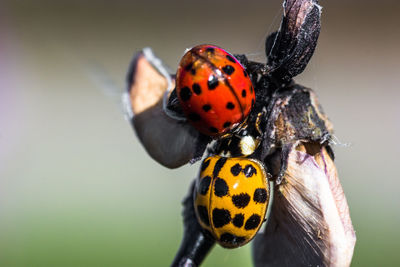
[171,181,215,267]
[276,143,293,184]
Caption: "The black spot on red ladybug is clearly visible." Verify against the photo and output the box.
[226,55,236,63]
[191,68,196,75]
[214,178,229,197]
[206,47,215,53]
[209,127,218,134]
[212,208,231,228]
[199,176,211,195]
[245,214,261,230]
[188,112,201,122]
[222,65,235,75]
[243,70,248,77]
[179,86,192,101]
[250,85,253,93]
[197,205,210,226]
[243,164,257,177]
[232,214,244,228]
[220,233,246,245]
[232,193,251,209]
[226,102,235,110]
[242,89,247,98]
[201,159,210,171]
[254,188,268,203]
[184,63,193,71]
[208,75,219,90]
[223,121,231,128]
[202,104,211,112]
[230,164,242,176]
[192,83,201,95]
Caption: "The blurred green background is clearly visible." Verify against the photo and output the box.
[1,0,399,266]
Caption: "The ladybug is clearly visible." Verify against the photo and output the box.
[176,44,255,137]
[194,155,272,248]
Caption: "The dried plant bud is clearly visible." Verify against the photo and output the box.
[267,0,321,81]
[126,48,200,168]
[252,143,356,267]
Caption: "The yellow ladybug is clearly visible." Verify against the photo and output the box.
[194,155,272,248]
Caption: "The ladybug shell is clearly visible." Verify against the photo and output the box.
[194,156,270,248]
[176,45,255,136]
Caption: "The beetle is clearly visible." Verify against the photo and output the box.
[126,0,356,266]
[193,155,273,248]
[176,44,255,137]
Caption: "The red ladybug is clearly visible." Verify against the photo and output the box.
[176,45,255,137]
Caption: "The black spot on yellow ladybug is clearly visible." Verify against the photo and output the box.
[180,86,192,101]
[214,178,229,197]
[199,176,211,195]
[253,188,268,203]
[245,214,261,230]
[232,193,251,209]
[201,159,211,171]
[220,233,246,245]
[212,208,231,228]
[230,163,241,176]
[243,164,257,177]
[213,157,227,177]
[232,214,244,228]
[222,65,235,75]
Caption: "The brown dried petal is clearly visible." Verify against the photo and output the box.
[252,143,356,266]
[126,49,199,168]
[267,0,321,81]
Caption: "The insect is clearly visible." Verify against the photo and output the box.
[127,0,356,265]
[176,45,255,137]
[194,155,272,248]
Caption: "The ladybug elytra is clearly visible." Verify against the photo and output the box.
[194,155,271,248]
[176,45,255,137]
